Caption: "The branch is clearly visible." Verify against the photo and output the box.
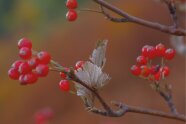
[49,60,186,122]
[91,0,186,36]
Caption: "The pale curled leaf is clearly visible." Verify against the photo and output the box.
[90,40,108,68]
[75,61,110,107]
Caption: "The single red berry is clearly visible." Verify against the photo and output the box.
[146,46,156,59]
[164,48,176,60]
[140,65,151,77]
[155,43,166,57]
[161,66,170,77]
[66,0,78,9]
[19,47,32,59]
[8,68,20,80]
[130,65,141,76]
[75,61,85,70]
[136,55,147,65]
[150,65,161,75]
[18,62,32,74]
[11,60,23,69]
[18,38,32,49]
[142,45,151,57]
[24,72,38,84]
[59,80,70,92]
[154,71,161,81]
[37,51,51,64]
[66,9,77,22]
[19,75,27,85]
[27,58,39,69]
[60,72,67,79]
[35,64,49,77]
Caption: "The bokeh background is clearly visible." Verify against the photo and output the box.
[0,0,185,124]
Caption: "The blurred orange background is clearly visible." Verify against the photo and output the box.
[0,0,185,124]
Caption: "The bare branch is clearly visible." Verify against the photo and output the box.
[92,0,186,36]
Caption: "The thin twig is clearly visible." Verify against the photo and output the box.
[92,0,186,36]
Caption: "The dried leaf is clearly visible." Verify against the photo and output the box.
[90,40,108,68]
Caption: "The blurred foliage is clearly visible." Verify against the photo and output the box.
[0,0,85,38]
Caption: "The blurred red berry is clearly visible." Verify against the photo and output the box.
[18,38,32,49]
[27,58,39,69]
[154,71,161,81]
[66,9,77,21]
[8,68,20,80]
[19,75,27,85]
[66,0,78,9]
[11,60,23,69]
[146,46,156,59]
[150,65,161,75]
[37,51,51,64]
[75,61,85,70]
[140,65,151,77]
[142,45,150,57]
[155,43,166,57]
[19,47,32,59]
[161,66,170,77]
[35,64,49,77]
[18,62,32,74]
[136,55,147,65]
[24,72,38,84]
[164,48,176,60]
[130,65,141,76]
[60,72,67,79]
[59,80,70,92]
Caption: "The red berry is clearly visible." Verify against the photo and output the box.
[164,48,176,60]
[136,56,147,65]
[18,38,32,49]
[154,71,161,81]
[8,68,20,80]
[11,60,23,69]
[146,46,156,59]
[66,9,77,22]
[18,62,32,74]
[35,64,49,77]
[24,72,38,84]
[27,58,39,69]
[140,65,151,77]
[150,65,161,75]
[142,45,150,57]
[59,80,70,92]
[60,72,67,79]
[19,47,32,59]
[37,51,51,64]
[161,66,170,77]
[75,61,85,70]
[66,0,78,9]
[130,65,141,76]
[19,75,27,85]
[155,43,166,57]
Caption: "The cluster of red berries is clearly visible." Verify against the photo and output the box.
[58,60,84,92]
[65,0,78,22]
[8,38,51,85]
[130,43,176,81]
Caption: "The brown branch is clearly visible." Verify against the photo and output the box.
[49,60,186,122]
[162,0,178,27]
[92,0,186,36]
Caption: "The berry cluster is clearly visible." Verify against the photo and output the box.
[130,43,176,82]
[8,38,51,85]
[65,0,78,22]
[58,60,84,92]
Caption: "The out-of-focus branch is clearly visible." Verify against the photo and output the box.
[90,0,186,36]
